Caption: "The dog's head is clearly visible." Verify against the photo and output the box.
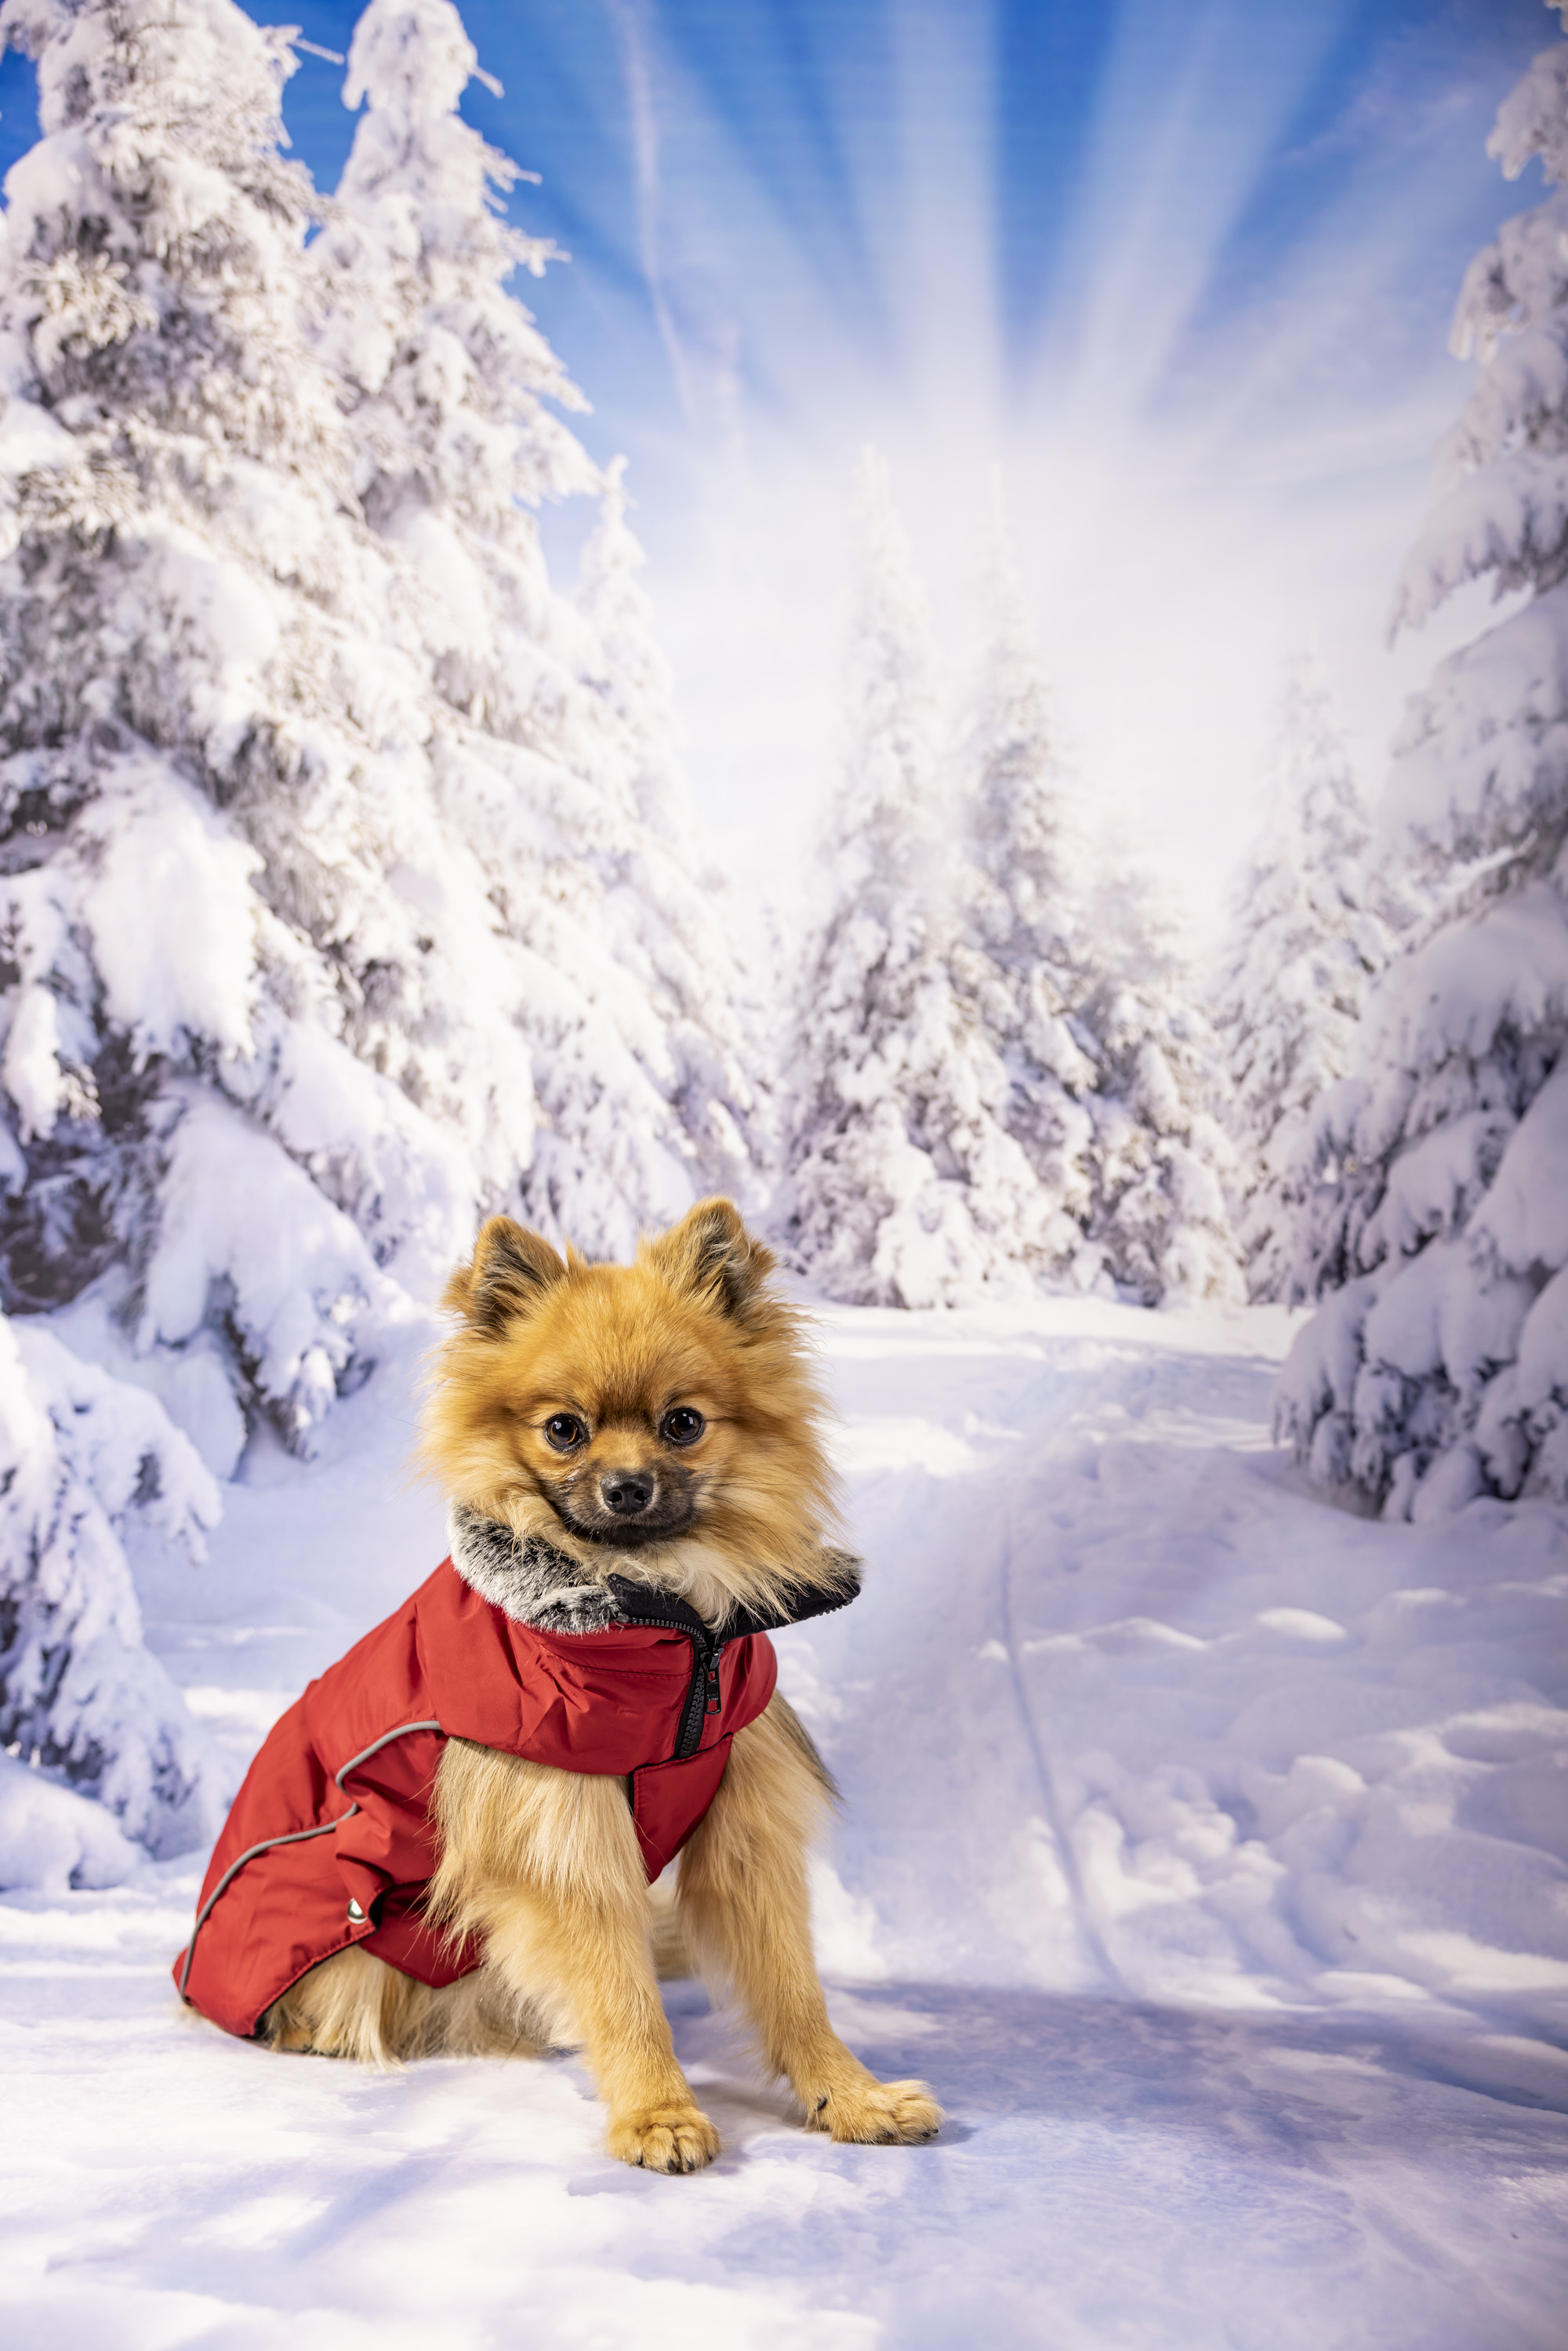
[423,1198,839,1615]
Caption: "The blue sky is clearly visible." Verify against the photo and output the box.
[0,0,1555,929]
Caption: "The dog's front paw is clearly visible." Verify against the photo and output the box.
[607,2102,722,2173]
[808,2077,943,2146]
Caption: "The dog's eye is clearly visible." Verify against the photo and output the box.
[660,1406,705,1447]
[543,1413,586,1453]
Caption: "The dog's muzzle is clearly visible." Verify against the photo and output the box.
[550,1463,699,1548]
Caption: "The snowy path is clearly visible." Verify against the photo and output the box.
[3,1301,1566,2349]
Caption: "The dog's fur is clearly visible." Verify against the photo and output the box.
[260,1199,942,2171]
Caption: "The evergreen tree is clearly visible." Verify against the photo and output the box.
[783,452,1057,1307]
[572,455,760,1203]
[575,455,690,849]
[314,0,595,739]
[0,1308,219,1852]
[319,0,757,1237]
[0,0,530,1468]
[948,492,1098,1284]
[1077,863,1242,1306]
[1215,653,1395,1304]
[1278,10,1568,1512]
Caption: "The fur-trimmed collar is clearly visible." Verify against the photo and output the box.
[448,1506,629,1634]
[447,1504,862,1639]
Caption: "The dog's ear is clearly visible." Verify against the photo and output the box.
[445,1217,565,1337]
[650,1197,775,1322]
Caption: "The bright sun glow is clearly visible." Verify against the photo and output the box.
[533,0,1544,942]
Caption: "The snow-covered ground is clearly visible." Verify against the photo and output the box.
[2,1298,1565,2349]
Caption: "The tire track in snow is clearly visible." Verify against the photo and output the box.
[997,1471,1120,1992]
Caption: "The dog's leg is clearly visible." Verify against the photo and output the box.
[678,1696,942,2146]
[648,1869,691,1981]
[260,1942,540,2063]
[260,1944,420,2063]
[430,1738,721,2173]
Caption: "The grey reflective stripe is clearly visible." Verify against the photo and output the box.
[177,1718,445,2001]
[177,1809,358,1996]
[333,1720,443,1788]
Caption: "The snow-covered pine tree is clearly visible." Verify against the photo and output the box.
[0,1308,219,1855]
[783,450,1059,1306]
[947,489,1098,1285]
[1076,862,1242,1306]
[0,0,550,1480]
[575,455,690,850]
[317,0,757,1236]
[314,0,594,737]
[1215,652,1396,1304]
[572,455,760,1203]
[1278,9,1568,1514]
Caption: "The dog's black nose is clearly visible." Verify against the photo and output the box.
[601,1471,655,1516]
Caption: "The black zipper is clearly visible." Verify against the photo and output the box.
[610,1609,724,1759]
[602,1563,862,1765]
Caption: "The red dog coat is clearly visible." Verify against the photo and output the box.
[174,1533,858,2040]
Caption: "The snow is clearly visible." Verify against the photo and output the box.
[0,982,61,1140]
[2,1297,1563,2346]
[78,755,261,1064]
[134,1088,383,1450]
[1472,1052,1568,1273]
[0,1750,137,1893]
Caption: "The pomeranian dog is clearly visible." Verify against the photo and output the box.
[180,1199,940,2173]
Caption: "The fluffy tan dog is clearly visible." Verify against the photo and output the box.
[262,1199,941,2172]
